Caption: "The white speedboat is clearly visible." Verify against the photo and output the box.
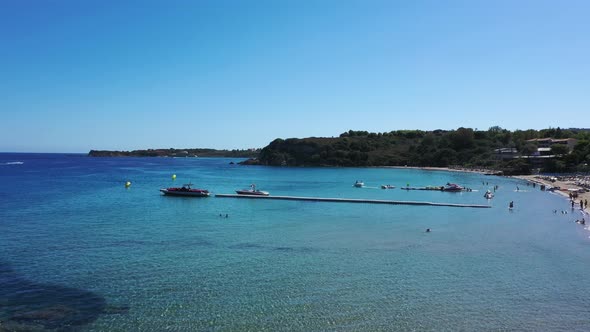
[236,184,269,196]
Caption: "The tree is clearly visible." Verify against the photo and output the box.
[521,143,538,156]
[449,127,475,150]
[551,144,569,156]
[488,126,503,133]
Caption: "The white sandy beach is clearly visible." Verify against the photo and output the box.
[513,174,589,215]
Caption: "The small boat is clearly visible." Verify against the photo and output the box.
[484,190,494,199]
[381,184,396,189]
[354,180,365,188]
[443,183,463,192]
[236,184,269,196]
[160,183,210,197]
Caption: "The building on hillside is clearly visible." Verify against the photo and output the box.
[526,138,577,152]
[494,148,519,160]
[534,147,552,156]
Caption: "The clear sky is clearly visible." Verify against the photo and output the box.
[1,0,588,152]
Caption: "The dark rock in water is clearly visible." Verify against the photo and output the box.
[238,158,261,165]
[0,262,127,330]
[229,161,235,164]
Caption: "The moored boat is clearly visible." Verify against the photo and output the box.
[381,184,396,189]
[160,183,210,197]
[354,180,365,188]
[236,184,269,196]
[443,183,463,192]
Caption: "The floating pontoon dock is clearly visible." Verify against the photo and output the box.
[215,194,491,208]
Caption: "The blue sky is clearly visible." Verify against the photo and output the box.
[1,0,588,152]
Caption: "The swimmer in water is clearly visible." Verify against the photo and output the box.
[426,228,431,233]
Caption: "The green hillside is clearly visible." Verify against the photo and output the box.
[257,127,590,174]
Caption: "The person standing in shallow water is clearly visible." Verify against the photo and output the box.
[509,201,514,209]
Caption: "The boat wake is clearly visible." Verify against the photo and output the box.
[1,161,24,165]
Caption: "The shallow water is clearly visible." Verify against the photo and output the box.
[1,153,589,331]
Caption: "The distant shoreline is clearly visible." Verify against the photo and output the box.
[88,148,259,158]
[382,166,497,175]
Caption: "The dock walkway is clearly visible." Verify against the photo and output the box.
[215,194,491,208]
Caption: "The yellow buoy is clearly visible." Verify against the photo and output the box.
[125,181,131,188]
[172,174,176,180]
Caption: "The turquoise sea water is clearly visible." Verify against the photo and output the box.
[1,153,590,331]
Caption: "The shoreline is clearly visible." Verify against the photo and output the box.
[383,166,495,174]
[513,175,589,215]
[386,166,589,216]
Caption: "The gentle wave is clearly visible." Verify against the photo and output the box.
[1,161,24,165]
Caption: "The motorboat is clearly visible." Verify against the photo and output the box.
[484,190,494,199]
[236,184,269,196]
[160,183,210,197]
[443,183,463,192]
[354,180,365,188]
[381,185,396,189]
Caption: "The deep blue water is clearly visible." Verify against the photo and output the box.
[1,153,590,331]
